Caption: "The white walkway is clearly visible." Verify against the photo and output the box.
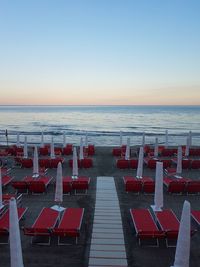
[88,176,128,267]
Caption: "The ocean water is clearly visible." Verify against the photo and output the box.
[0,105,200,146]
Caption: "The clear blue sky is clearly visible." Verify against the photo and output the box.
[0,0,200,105]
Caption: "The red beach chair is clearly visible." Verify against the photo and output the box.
[84,144,95,156]
[112,147,122,157]
[1,167,11,176]
[39,158,51,168]
[50,157,64,168]
[160,159,172,168]
[123,176,142,193]
[2,175,14,187]
[185,181,200,194]
[154,209,180,247]
[21,158,33,168]
[11,181,28,194]
[54,147,62,156]
[72,176,90,194]
[191,210,200,226]
[27,177,53,194]
[191,160,200,169]
[62,144,73,155]
[53,208,84,245]
[189,148,200,156]
[39,147,49,156]
[0,207,27,244]
[130,209,164,246]
[142,177,155,194]
[116,159,129,169]
[23,208,59,245]
[81,158,93,168]
[147,159,158,169]
[129,159,138,169]
[63,177,72,195]
[163,177,186,194]
[161,149,175,157]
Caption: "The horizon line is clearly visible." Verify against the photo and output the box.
[0,104,200,107]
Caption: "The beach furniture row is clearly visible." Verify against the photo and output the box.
[14,157,93,169]
[113,145,200,158]
[116,157,200,169]
[123,176,155,194]
[130,208,197,247]
[11,176,90,195]
[0,144,95,157]
[123,176,200,194]
[0,207,84,245]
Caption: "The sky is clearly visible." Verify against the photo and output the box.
[0,0,200,105]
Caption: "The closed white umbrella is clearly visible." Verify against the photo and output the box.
[40,132,44,147]
[125,137,130,160]
[154,137,158,158]
[119,131,123,146]
[79,137,84,160]
[72,147,78,179]
[0,168,3,209]
[176,146,182,175]
[33,146,39,178]
[16,133,20,147]
[9,198,24,267]
[188,131,192,147]
[85,132,88,148]
[136,147,144,179]
[23,136,28,159]
[55,162,63,203]
[165,130,169,148]
[142,132,145,147]
[63,132,66,147]
[171,200,191,267]
[52,162,65,212]
[50,136,55,159]
[151,162,163,211]
[185,137,190,157]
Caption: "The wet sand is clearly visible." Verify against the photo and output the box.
[1,146,200,267]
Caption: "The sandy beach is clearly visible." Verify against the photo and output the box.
[1,146,200,267]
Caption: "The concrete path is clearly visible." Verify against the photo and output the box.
[88,176,128,267]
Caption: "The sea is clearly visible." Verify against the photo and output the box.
[0,105,199,147]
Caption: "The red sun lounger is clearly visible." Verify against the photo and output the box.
[23,208,59,245]
[20,158,33,168]
[63,177,73,194]
[62,144,73,155]
[123,176,142,193]
[12,180,28,194]
[27,177,53,194]
[112,147,122,157]
[53,208,84,245]
[144,158,158,169]
[141,177,155,194]
[185,181,200,194]
[154,209,180,247]
[130,209,164,246]
[163,177,187,194]
[1,167,11,176]
[191,210,200,226]
[72,176,90,194]
[0,207,27,244]
[2,175,14,187]
[116,159,129,169]
[191,160,200,169]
